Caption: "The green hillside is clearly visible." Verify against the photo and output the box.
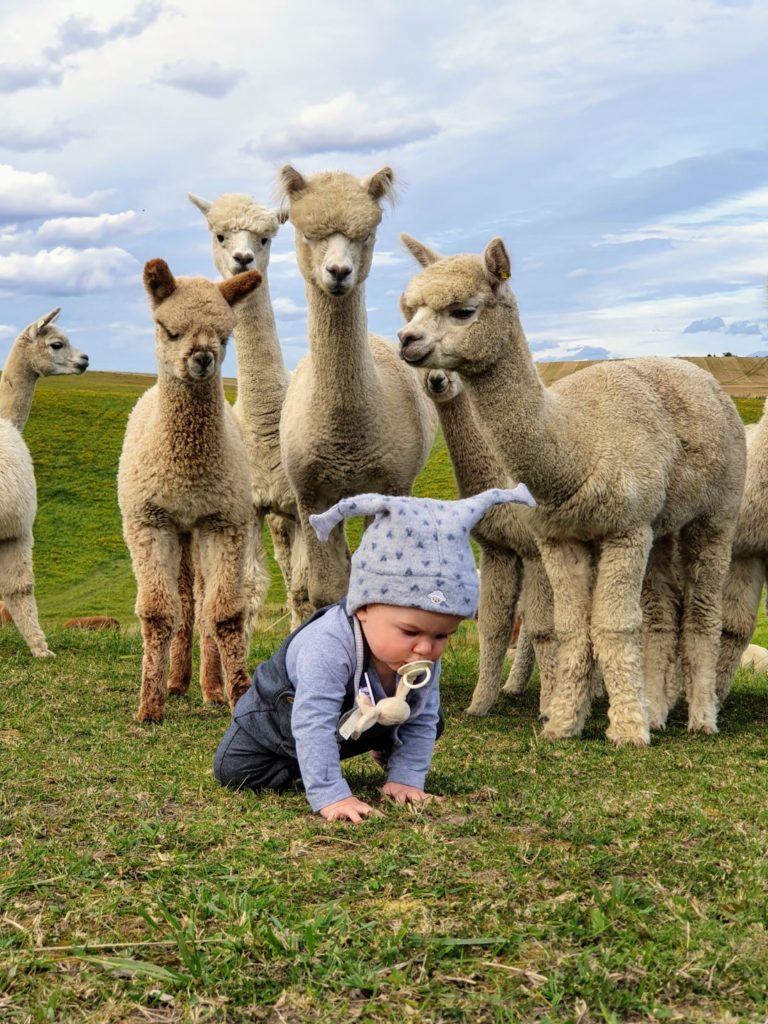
[22,372,459,628]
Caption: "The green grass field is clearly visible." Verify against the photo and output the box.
[2,374,768,1023]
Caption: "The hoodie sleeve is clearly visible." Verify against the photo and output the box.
[288,610,357,813]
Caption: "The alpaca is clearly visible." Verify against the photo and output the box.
[0,308,88,656]
[278,165,438,613]
[714,406,768,702]
[188,192,310,629]
[118,259,263,723]
[422,367,558,716]
[399,235,746,745]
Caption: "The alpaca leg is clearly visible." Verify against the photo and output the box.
[192,540,226,704]
[503,622,536,695]
[168,533,194,696]
[197,525,250,709]
[642,534,682,730]
[590,527,653,747]
[679,518,735,734]
[0,534,53,657]
[243,507,269,643]
[518,556,558,718]
[537,539,596,739]
[300,502,351,612]
[267,509,293,608]
[286,518,312,627]
[466,546,523,716]
[132,527,182,723]
[716,555,764,704]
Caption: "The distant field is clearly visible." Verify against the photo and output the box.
[20,368,765,631]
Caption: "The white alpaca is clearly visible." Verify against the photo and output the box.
[399,235,746,745]
[118,260,263,723]
[188,192,310,629]
[422,368,558,716]
[277,165,438,613]
[0,308,88,656]
[715,405,768,701]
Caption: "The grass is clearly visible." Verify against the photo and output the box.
[1,376,768,1022]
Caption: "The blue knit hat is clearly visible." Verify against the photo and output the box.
[309,486,536,617]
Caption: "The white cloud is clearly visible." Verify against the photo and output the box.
[0,165,109,222]
[0,121,90,152]
[272,297,306,321]
[43,0,166,62]
[156,60,246,98]
[258,91,439,158]
[38,211,145,243]
[0,245,138,295]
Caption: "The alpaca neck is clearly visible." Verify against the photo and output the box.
[0,341,38,431]
[233,278,288,429]
[306,282,376,407]
[437,390,508,496]
[157,369,225,456]
[463,309,584,501]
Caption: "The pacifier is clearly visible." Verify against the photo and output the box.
[338,659,435,740]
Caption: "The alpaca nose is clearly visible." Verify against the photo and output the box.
[398,327,424,346]
[79,355,89,368]
[327,262,352,285]
[193,351,214,371]
[233,251,254,268]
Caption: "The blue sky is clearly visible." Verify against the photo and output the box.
[0,0,766,375]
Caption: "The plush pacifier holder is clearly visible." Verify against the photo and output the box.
[338,660,433,741]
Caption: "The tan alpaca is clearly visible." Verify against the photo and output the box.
[0,308,88,656]
[399,236,746,745]
[118,260,263,723]
[278,165,438,613]
[422,368,559,716]
[188,192,310,629]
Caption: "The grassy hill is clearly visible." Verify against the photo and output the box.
[21,369,765,630]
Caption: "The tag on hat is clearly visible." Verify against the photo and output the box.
[427,590,447,606]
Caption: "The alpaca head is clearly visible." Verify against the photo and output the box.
[278,164,394,297]
[143,259,261,383]
[188,192,286,282]
[422,367,464,405]
[398,234,517,375]
[21,308,89,377]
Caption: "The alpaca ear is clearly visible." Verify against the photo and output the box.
[219,270,262,307]
[362,166,395,203]
[401,233,440,268]
[28,307,61,339]
[275,206,290,225]
[483,238,511,291]
[188,193,211,217]
[144,259,177,307]
[279,164,307,198]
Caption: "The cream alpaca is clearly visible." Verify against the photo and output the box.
[118,260,263,723]
[399,236,746,745]
[0,308,88,656]
[278,165,438,613]
[422,368,558,716]
[188,192,310,630]
[714,407,768,702]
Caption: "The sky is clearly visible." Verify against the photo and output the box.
[1,0,767,375]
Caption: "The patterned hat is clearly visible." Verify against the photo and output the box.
[309,486,536,617]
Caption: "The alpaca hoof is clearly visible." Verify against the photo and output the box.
[501,682,526,696]
[33,648,55,658]
[688,719,718,736]
[464,703,491,717]
[203,691,227,705]
[606,723,650,747]
[167,686,189,698]
[136,710,164,724]
[540,722,580,741]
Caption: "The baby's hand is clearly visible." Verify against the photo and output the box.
[319,796,383,824]
[381,781,438,805]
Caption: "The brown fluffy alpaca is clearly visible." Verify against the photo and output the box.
[118,260,263,723]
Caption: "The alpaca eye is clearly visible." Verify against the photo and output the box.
[260,238,268,246]
[450,308,476,321]
[216,234,225,243]
[163,326,179,341]
[49,341,64,350]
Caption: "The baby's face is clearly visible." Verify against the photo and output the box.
[355,604,464,675]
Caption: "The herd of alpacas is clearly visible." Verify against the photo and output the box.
[5,162,768,748]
